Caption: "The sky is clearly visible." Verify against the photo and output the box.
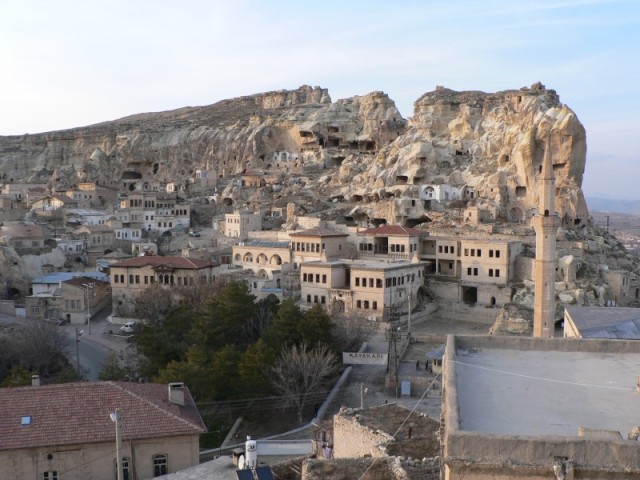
[1,0,639,199]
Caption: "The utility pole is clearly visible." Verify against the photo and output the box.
[605,215,610,234]
[75,328,81,373]
[360,383,365,409]
[111,409,123,480]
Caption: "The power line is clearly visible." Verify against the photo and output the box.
[358,372,442,480]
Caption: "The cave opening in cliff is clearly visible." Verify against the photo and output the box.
[412,176,423,184]
[404,216,431,228]
[515,186,527,197]
[371,218,387,227]
[153,163,159,174]
[7,287,20,299]
[327,137,339,148]
[396,176,408,185]
[461,286,477,304]
[352,195,363,202]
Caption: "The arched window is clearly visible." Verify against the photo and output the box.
[153,454,168,476]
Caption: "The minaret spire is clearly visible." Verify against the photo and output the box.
[532,130,560,338]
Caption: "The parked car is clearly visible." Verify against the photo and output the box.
[188,231,201,237]
[120,322,137,334]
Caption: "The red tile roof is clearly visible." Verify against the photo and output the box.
[289,228,348,238]
[358,225,428,237]
[110,255,216,269]
[0,382,205,451]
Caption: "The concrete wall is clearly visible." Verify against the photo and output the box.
[0,434,200,480]
[442,335,640,480]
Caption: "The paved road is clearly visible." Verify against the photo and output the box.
[0,311,125,381]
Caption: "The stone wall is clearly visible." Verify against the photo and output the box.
[333,410,390,459]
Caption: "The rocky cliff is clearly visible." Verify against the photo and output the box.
[0,82,587,230]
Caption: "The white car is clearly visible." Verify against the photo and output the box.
[120,322,137,334]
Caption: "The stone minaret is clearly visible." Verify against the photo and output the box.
[532,133,560,337]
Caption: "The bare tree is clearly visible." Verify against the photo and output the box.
[270,342,339,425]
[331,310,377,352]
[5,319,71,379]
[132,284,175,324]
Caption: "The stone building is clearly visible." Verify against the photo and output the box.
[442,335,640,479]
[0,381,205,480]
[300,259,424,318]
[225,210,262,240]
[109,256,218,316]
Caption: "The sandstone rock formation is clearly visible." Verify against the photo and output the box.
[0,83,587,231]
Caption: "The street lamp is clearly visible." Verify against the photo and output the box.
[82,283,95,334]
[110,409,123,480]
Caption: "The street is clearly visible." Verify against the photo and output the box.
[0,312,116,381]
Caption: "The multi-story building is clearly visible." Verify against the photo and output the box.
[357,225,427,261]
[290,228,349,266]
[109,256,218,315]
[116,192,190,236]
[225,210,262,240]
[0,381,205,480]
[232,241,291,278]
[300,259,425,319]
[26,273,110,323]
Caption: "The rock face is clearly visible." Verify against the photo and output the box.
[0,83,587,229]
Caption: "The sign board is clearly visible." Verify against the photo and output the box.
[342,352,388,365]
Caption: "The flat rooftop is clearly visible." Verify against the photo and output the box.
[452,336,640,437]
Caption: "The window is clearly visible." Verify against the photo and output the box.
[467,267,472,275]
[438,245,443,253]
[43,472,58,480]
[495,269,500,278]
[153,454,168,477]
[314,295,318,303]
[303,273,308,282]
[364,301,369,309]
[372,301,377,310]
[489,250,494,258]
[31,306,40,313]
[496,250,501,258]
[471,249,475,256]
[307,295,311,302]
[322,274,327,284]
[489,269,494,277]
[115,457,130,480]
[376,279,383,288]
[355,278,360,287]
[369,278,374,288]
[321,296,326,304]
[474,268,478,276]
[356,300,362,308]
[477,249,482,257]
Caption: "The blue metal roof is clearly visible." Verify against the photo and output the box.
[32,271,109,284]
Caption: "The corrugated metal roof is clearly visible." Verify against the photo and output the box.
[32,271,109,284]
[566,306,640,339]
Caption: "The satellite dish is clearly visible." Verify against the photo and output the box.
[238,455,245,470]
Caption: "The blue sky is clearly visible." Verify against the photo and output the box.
[1,0,639,199]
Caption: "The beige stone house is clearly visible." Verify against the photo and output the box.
[1,224,47,249]
[357,224,427,261]
[290,228,348,266]
[26,274,110,324]
[225,210,263,240]
[0,381,205,480]
[232,240,291,278]
[109,255,218,315]
[300,259,424,318]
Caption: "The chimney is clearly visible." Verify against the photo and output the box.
[168,382,185,406]
[31,375,40,387]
